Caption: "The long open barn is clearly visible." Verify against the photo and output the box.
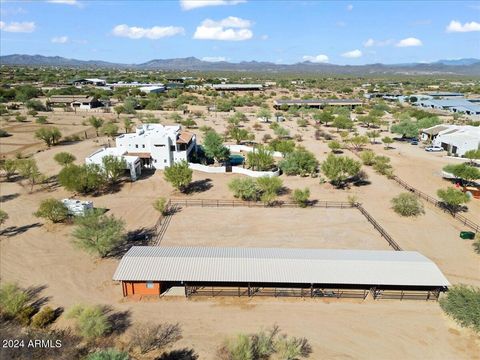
[113,247,450,300]
[273,98,363,109]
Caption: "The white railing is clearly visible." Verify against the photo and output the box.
[188,163,280,177]
[225,144,283,158]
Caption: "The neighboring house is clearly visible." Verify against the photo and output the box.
[206,84,264,91]
[86,124,197,180]
[416,98,480,116]
[47,95,103,110]
[273,99,362,109]
[73,78,107,87]
[139,85,166,94]
[432,125,480,156]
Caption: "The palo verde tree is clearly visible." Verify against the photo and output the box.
[256,176,283,205]
[102,155,126,184]
[72,209,126,257]
[66,304,111,339]
[439,285,480,333]
[443,163,480,182]
[34,198,69,223]
[88,116,104,136]
[54,152,76,167]
[0,209,8,226]
[391,193,425,217]
[163,160,193,192]
[437,187,470,213]
[321,154,361,187]
[203,131,230,163]
[17,158,44,192]
[58,163,106,194]
[0,159,18,180]
[34,127,62,147]
[291,188,311,208]
[278,148,318,176]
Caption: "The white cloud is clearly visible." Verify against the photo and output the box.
[446,20,480,33]
[346,4,353,11]
[396,37,423,47]
[342,49,362,58]
[112,24,185,39]
[47,0,79,5]
[193,16,253,41]
[302,54,329,63]
[202,56,228,62]
[180,0,246,10]
[363,38,394,47]
[51,35,68,43]
[0,21,35,33]
[260,34,268,40]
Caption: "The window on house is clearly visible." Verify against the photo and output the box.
[142,144,145,148]
[146,281,154,289]
[164,159,167,163]
[170,145,176,152]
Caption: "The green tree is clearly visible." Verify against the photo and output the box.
[123,118,134,133]
[54,152,76,166]
[34,198,69,223]
[169,112,183,123]
[274,126,290,139]
[17,158,44,191]
[31,306,56,329]
[437,187,470,213]
[34,127,62,147]
[313,110,334,125]
[0,159,18,180]
[58,164,105,194]
[382,136,394,149]
[114,105,125,119]
[348,135,369,151]
[164,160,193,192]
[391,118,418,138]
[464,149,480,164]
[181,118,197,128]
[89,116,104,136]
[366,130,380,144]
[0,283,29,319]
[246,146,275,171]
[332,115,354,131]
[439,285,480,333]
[391,193,424,217]
[102,155,126,183]
[443,163,480,182]
[268,139,295,157]
[229,127,253,145]
[228,178,260,201]
[203,131,230,163]
[279,148,318,176]
[102,122,119,140]
[72,209,126,257]
[66,304,111,339]
[86,349,129,360]
[321,154,361,187]
[292,188,310,207]
[257,108,271,122]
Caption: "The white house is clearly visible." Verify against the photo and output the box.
[432,125,480,157]
[86,124,196,180]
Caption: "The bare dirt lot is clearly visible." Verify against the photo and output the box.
[161,207,392,250]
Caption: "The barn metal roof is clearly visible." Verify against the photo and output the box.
[274,99,362,105]
[113,247,450,287]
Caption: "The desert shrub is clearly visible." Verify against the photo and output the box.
[31,306,56,329]
[372,155,393,177]
[35,115,48,124]
[86,348,129,360]
[34,127,62,147]
[66,304,111,339]
[256,176,283,205]
[16,305,36,326]
[54,151,76,166]
[0,283,29,319]
[102,155,126,183]
[278,148,318,176]
[440,285,480,332]
[153,197,169,216]
[228,177,260,201]
[218,326,311,360]
[291,188,310,208]
[0,129,10,137]
[328,141,342,152]
[0,209,8,226]
[129,322,182,354]
[17,158,44,191]
[164,160,193,192]
[359,150,376,166]
[246,146,275,171]
[72,209,126,257]
[0,158,17,180]
[391,193,424,217]
[34,198,69,223]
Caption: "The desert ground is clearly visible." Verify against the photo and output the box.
[1,103,479,358]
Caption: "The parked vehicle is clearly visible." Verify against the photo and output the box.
[425,146,443,152]
[410,140,418,145]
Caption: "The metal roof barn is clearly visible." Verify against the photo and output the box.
[113,247,450,288]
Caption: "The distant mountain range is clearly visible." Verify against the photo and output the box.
[1,54,479,76]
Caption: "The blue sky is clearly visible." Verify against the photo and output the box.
[1,0,479,65]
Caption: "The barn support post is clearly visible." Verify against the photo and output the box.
[310,284,314,298]
[184,282,188,298]
[248,283,251,297]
